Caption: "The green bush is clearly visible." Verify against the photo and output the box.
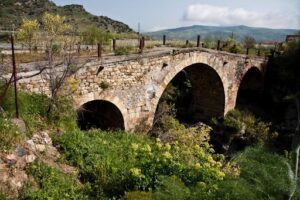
[114,46,133,55]
[214,147,298,200]
[1,87,49,133]
[99,81,109,90]
[21,161,88,200]
[53,128,225,199]
[46,96,77,131]
[213,109,276,148]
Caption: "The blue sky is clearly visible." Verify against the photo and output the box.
[53,0,300,31]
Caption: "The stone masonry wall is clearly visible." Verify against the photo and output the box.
[14,48,267,131]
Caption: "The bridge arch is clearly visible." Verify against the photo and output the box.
[76,96,128,131]
[236,66,264,108]
[151,59,227,126]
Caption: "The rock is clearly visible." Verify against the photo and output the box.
[32,131,52,145]
[0,163,7,170]
[0,169,9,182]
[3,158,17,166]
[45,146,59,158]
[25,154,36,164]
[10,170,28,189]
[15,147,29,157]
[11,118,27,133]
[25,139,35,151]
[40,131,52,145]
[3,154,17,166]
[35,144,46,152]
[6,154,17,160]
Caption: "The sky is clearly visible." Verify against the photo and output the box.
[53,0,300,32]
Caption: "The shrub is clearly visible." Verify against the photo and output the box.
[214,147,299,199]
[53,128,226,199]
[46,96,77,131]
[99,81,109,90]
[212,109,276,151]
[21,161,88,200]
[1,87,49,133]
[114,46,133,55]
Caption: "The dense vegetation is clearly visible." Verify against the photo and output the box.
[1,86,300,199]
[0,0,133,33]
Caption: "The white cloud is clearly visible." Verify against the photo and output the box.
[146,26,170,32]
[183,4,299,29]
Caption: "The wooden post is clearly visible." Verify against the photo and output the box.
[246,48,249,55]
[186,40,189,46]
[217,40,220,50]
[197,35,201,47]
[10,34,19,118]
[163,35,166,45]
[142,37,145,49]
[97,43,102,58]
[113,39,116,51]
[77,43,81,54]
[139,36,145,53]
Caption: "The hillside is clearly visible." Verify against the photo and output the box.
[0,0,133,33]
[146,25,299,42]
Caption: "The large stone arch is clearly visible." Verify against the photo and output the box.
[75,93,129,130]
[150,55,227,126]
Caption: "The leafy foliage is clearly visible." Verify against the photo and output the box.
[211,109,277,154]
[215,147,299,200]
[81,26,112,46]
[17,18,39,52]
[21,161,88,200]
[53,126,225,199]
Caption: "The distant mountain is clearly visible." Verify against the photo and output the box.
[0,0,133,33]
[146,25,300,42]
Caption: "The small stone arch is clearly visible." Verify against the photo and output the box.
[150,56,227,126]
[76,94,129,131]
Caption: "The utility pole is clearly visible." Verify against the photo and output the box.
[11,33,19,118]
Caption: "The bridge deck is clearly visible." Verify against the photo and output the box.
[2,46,266,73]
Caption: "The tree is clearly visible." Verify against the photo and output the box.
[17,18,39,53]
[243,35,256,49]
[81,26,112,48]
[266,41,300,199]
[39,13,84,119]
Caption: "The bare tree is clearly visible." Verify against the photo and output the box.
[243,35,256,49]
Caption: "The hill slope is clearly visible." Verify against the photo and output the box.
[146,25,299,42]
[0,0,133,33]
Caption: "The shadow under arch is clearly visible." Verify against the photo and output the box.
[77,100,125,131]
[153,63,226,124]
[236,67,264,109]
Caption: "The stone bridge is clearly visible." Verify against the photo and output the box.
[16,47,267,131]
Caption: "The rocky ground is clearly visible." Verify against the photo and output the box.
[0,131,76,199]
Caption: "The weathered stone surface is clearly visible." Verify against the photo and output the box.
[0,131,73,198]
[11,118,27,133]
[11,48,266,131]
